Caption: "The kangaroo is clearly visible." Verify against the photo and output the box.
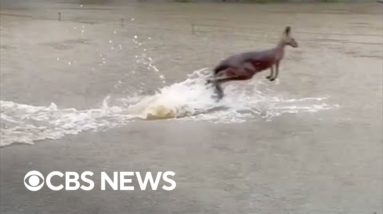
[208,26,298,100]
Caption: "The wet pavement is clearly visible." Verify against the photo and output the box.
[0,1,382,213]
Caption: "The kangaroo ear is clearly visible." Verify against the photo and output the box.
[284,26,291,36]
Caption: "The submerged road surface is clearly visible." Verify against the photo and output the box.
[0,1,382,213]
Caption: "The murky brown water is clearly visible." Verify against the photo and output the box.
[1,1,382,213]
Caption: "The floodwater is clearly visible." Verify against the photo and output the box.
[0,1,382,214]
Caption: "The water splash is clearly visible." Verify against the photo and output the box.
[0,100,133,146]
[0,68,336,147]
[123,68,335,122]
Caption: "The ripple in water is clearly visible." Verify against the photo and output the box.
[0,68,336,147]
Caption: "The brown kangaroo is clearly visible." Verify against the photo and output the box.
[208,26,298,100]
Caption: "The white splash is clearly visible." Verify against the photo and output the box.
[0,99,134,146]
[0,68,336,147]
[124,68,335,122]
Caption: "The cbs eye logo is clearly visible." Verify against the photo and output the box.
[24,170,45,191]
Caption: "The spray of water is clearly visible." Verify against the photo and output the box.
[0,68,336,147]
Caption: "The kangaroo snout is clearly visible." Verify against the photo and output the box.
[291,40,298,48]
[290,38,298,48]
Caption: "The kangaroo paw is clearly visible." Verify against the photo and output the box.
[269,78,276,81]
[213,93,223,101]
[266,76,272,79]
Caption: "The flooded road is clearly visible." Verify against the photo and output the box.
[1,1,382,213]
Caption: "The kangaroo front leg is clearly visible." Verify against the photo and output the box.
[266,66,274,80]
[270,61,279,81]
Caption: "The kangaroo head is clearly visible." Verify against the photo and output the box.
[281,26,298,48]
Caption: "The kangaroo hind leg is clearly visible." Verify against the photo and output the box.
[214,82,224,100]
